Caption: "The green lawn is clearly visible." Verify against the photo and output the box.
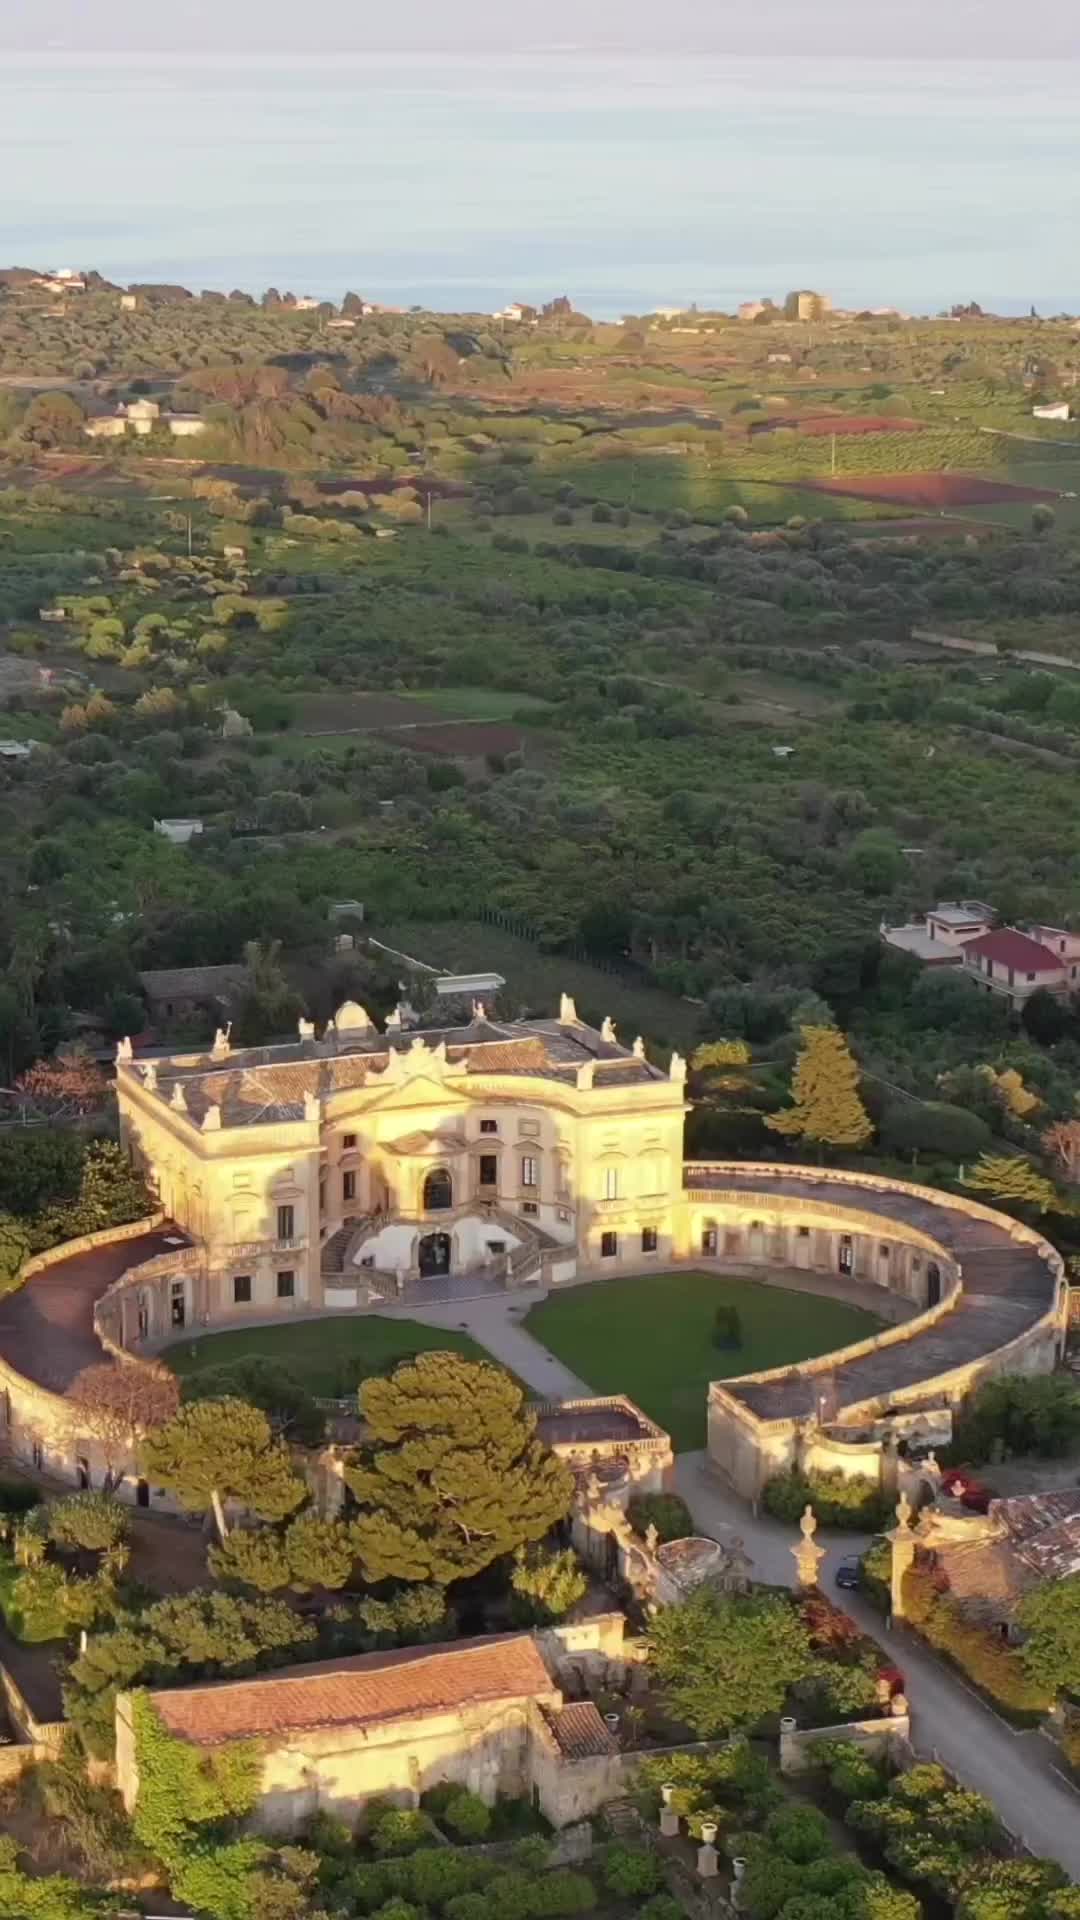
[167,1316,494,1399]
[526,1271,884,1451]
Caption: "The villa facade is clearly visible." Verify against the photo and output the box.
[114,999,689,1338]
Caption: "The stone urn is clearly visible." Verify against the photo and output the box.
[659,1784,680,1838]
[700,1820,718,1847]
[890,1692,909,1718]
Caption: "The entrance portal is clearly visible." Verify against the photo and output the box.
[838,1236,854,1275]
[927,1261,942,1308]
[418,1231,451,1279]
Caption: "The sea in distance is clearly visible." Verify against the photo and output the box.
[3,50,1079,318]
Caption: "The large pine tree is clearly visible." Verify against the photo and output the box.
[346,1352,573,1585]
[766,1024,872,1155]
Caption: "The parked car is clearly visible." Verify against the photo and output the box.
[943,1466,994,1513]
[835,1555,861,1591]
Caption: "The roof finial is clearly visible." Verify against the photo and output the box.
[116,1036,134,1065]
[600,1016,616,1044]
[559,992,579,1025]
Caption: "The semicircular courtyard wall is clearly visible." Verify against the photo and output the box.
[680,1163,1067,1502]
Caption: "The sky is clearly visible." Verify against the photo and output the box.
[2,0,1077,55]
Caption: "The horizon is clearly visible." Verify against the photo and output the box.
[3,0,1077,56]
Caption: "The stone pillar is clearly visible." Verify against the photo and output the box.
[888,1490,917,1621]
[659,1783,679,1839]
[792,1504,826,1590]
[697,1820,719,1879]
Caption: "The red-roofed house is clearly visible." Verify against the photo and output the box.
[960,927,1077,1009]
[116,1628,626,1835]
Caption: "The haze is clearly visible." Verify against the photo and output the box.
[3,0,1076,55]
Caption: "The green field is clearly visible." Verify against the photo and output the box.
[373,919,702,1050]
[526,1272,884,1450]
[167,1315,493,1399]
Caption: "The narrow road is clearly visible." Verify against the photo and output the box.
[373,1289,592,1399]
[673,1453,1080,1878]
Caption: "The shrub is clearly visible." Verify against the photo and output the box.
[445,1897,491,1920]
[370,1809,439,1856]
[0,1476,38,1516]
[603,1845,664,1897]
[901,1566,1051,1720]
[763,1803,831,1864]
[762,1468,890,1532]
[713,1304,743,1349]
[442,1790,491,1842]
[48,1491,129,1555]
[627,1491,694,1543]
[859,1537,892,1612]
[947,1373,1080,1464]
[796,1658,881,1723]
[639,1898,685,1920]
[531,1870,598,1915]
[406,1846,491,1906]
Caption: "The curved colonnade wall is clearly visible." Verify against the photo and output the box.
[0,1167,1068,1508]
[684,1164,1067,1501]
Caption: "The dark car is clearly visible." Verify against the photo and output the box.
[835,1555,861,1591]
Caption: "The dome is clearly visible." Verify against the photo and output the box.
[335,1000,372,1032]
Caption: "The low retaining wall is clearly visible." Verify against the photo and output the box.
[779,1714,912,1775]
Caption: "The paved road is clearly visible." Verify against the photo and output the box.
[673,1452,1080,1879]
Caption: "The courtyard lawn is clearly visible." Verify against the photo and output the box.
[526,1271,884,1451]
[167,1315,493,1400]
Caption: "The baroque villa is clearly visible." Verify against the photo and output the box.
[115,998,690,1329]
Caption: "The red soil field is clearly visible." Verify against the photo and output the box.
[751,415,925,437]
[804,473,1060,508]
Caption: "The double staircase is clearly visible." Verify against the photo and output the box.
[320,1202,568,1303]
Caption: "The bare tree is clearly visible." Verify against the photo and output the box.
[67,1361,180,1492]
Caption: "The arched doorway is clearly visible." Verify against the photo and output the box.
[418,1231,451,1278]
[422,1168,453,1212]
[927,1261,942,1308]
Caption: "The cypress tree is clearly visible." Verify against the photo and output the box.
[766,1024,872,1156]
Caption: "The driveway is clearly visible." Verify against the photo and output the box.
[673,1452,1080,1878]
[372,1288,591,1399]
[0,1224,187,1394]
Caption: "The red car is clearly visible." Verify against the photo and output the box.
[942,1466,993,1513]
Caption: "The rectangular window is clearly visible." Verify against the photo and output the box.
[521,1156,538,1188]
[233,1274,252,1304]
[798,1226,811,1238]
[604,1167,620,1200]
[479,1154,498,1187]
[276,1270,295,1299]
[170,1280,186,1329]
[480,1119,498,1134]
[601,1230,618,1258]
[523,1200,539,1217]
[277,1204,294,1242]
[641,1227,658,1254]
[342,1132,357,1149]
[342,1171,356,1203]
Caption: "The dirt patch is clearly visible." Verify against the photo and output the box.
[804,473,1060,508]
[403,721,523,758]
[848,516,998,540]
[294,691,440,731]
[751,415,925,436]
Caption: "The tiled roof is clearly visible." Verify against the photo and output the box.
[543,1701,617,1759]
[961,929,1062,973]
[138,964,247,1000]
[148,1634,556,1748]
[138,1017,667,1127]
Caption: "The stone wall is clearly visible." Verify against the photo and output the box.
[779,1714,912,1776]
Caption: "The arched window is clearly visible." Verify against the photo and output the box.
[423,1168,453,1212]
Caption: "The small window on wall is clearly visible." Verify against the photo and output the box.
[277,1204,295,1242]
[641,1227,658,1254]
[342,1133,357,1149]
[233,1274,252,1304]
[343,1171,356,1202]
[277,1270,295,1299]
[879,1243,890,1258]
[479,1155,498,1187]
[480,1119,498,1134]
[601,1231,618,1258]
[604,1167,620,1201]
[798,1226,811,1238]
[521,1156,538,1188]
[523,1201,539,1217]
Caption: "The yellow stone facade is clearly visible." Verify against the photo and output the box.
[115,1001,689,1334]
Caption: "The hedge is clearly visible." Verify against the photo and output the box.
[901,1566,1051,1723]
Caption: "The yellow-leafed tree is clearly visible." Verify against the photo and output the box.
[766,1025,872,1156]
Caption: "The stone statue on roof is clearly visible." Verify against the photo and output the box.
[559,993,579,1025]
[210,1025,231,1061]
[600,1016,617,1044]
[669,1051,687,1084]
[116,1036,134,1064]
